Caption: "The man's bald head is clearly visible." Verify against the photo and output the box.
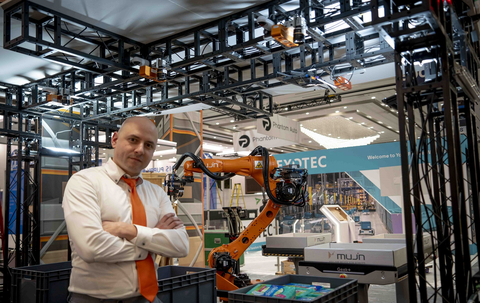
[111,116,159,176]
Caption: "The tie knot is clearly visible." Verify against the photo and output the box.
[121,176,137,189]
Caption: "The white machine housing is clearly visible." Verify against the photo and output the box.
[320,205,357,243]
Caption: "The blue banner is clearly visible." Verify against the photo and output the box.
[274,142,402,174]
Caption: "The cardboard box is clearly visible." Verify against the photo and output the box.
[281,260,295,274]
[178,236,205,268]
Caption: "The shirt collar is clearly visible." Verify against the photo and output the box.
[105,158,144,186]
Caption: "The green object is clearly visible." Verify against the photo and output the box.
[204,230,230,248]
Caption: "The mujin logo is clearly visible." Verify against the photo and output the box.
[262,117,272,131]
[337,253,366,261]
[239,135,250,148]
[328,251,335,259]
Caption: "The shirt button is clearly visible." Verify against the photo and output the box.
[142,242,145,246]
[138,254,142,258]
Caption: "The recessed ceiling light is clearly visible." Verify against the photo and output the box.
[230,119,234,122]
[371,96,376,99]
[216,122,219,125]
[337,137,340,138]
[214,136,217,138]
[394,140,397,141]
[229,140,232,142]
[306,112,309,115]
[160,155,163,157]
[378,121,383,124]
[335,110,339,113]
[344,106,347,109]
[281,150,284,152]
[387,126,392,128]
[300,124,303,126]
[369,127,374,129]
[309,140,312,143]
[285,107,288,110]
[102,149,105,151]
[233,126,236,129]
[328,134,331,136]
[313,129,317,131]
[367,115,371,118]
[361,122,365,125]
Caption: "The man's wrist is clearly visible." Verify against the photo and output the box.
[123,223,138,241]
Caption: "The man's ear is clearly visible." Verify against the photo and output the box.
[111,132,119,148]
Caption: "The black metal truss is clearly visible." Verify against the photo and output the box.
[3,0,400,123]
[1,108,41,302]
[393,1,480,302]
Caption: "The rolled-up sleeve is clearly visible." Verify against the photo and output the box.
[63,173,148,263]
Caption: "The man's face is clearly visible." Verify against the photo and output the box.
[111,118,157,176]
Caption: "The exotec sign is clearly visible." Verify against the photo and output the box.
[274,142,402,174]
[257,114,300,143]
[233,129,296,151]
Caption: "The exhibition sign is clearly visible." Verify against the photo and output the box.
[274,141,401,174]
[256,114,300,143]
[233,129,296,151]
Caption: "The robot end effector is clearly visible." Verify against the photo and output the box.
[165,146,309,207]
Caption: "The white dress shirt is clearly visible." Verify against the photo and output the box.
[62,159,189,299]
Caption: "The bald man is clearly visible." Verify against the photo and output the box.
[63,117,189,303]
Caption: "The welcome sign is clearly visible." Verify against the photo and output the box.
[274,142,402,174]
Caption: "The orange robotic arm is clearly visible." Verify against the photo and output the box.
[171,147,308,300]
[183,155,281,296]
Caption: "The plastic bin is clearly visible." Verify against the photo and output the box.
[11,261,72,303]
[156,265,216,303]
[228,275,357,303]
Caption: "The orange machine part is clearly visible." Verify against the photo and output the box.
[271,24,298,48]
[184,155,281,301]
[334,76,352,91]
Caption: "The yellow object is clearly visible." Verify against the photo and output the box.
[309,186,312,205]
[139,65,166,83]
[271,24,298,48]
[230,183,246,208]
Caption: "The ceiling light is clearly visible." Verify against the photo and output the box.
[367,115,372,118]
[394,140,397,141]
[306,112,309,115]
[328,134,331,136]
[44,147,80,154]
[361,122,365,125]
[335,110,339,113]
[216,122,219,125]
[214,136,217,138]
[344,106,347,109]
[371,96,376,99]
[313,129,317,131]
[378,121,383,124]
[302,127,380,149]
[281,150,284,152]
[229,140,232,142]
[300,124,303,126]
[233,126,236,129]
[387,126,392,128]
[285,107,288,111]
[230,120,234,123]
[309,140,312,143]
[369,127,374,129]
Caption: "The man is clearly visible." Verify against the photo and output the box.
[63,116,189,303]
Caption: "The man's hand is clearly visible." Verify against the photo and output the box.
[102,221,137,241]
[155,213,184,230]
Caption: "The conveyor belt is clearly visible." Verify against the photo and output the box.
[261,245,305,257]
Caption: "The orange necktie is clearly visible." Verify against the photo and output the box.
[122,177,158,302]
